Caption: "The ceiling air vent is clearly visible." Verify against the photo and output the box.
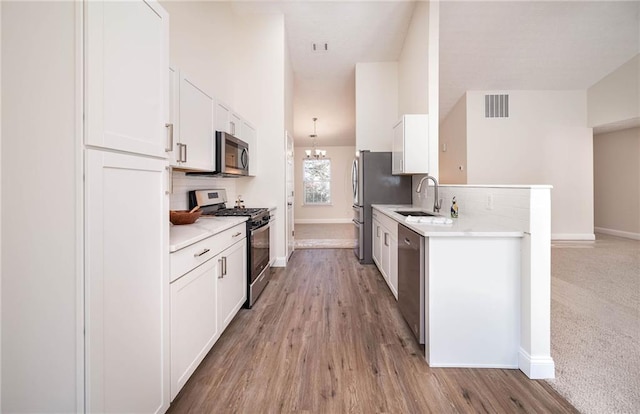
[484,94,509,118]
[311,42,328,53]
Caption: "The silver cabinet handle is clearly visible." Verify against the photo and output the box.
[165,166,173,195]
[230,121,235,135]
[165,123,173,152]
[182,143,188,163]
[194,248,210,257]
[404,238,411,245]
[222,256,227,276]
[232,232,242,237]
[384,233,389,247]
[176,143,183,162]
[376,225,380,238]
[218,258,224,278]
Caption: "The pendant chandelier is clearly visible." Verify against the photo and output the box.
[305,117,326,159]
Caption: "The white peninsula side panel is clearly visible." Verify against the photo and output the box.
[427,237,521,368]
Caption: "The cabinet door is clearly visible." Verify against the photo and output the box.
[392,119,404,174]
[168,66,179,166]
[170,258,218,401]
[381,230,391,283]
[178,74,215,171]
[372,217,382,268]
[85,0,169,158]
[242,120,257,176]
[214,101,231,134]
[217,238,247,332]
[230,112,242,137]
[85,149,169,414]
[389,232,399,299]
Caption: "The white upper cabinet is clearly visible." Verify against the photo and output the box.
[241,120,257,176]
[392,114,429,175]
[230,112,242,137]
[85,0,170,158]
[215,101,232,134]
[215,100,243,138]
[169,70,215,171]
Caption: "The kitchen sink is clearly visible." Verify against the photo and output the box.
[395,210,437,217]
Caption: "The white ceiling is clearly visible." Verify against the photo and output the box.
[237,1,640,147]
[439,1,640,124]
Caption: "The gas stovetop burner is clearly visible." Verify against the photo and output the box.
[213,208,267,217]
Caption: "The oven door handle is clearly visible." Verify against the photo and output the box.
[251,222,270,235]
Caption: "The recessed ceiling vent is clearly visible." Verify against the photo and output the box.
[485,94,509,118]
[311,42,328,53]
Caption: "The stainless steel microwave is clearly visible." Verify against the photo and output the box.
[216,131,249,176]
[185,131,249,177]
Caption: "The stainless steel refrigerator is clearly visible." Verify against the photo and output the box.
[351,150,413,264]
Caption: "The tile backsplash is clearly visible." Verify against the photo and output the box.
[411,176,547,233]
[170,171,237,210]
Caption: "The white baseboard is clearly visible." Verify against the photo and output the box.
[518,348,555,379]
[551,233,596,241]
[272,256,288,267]
[295,218,352,224]
[594,227,640,241]
[429,362,519,369]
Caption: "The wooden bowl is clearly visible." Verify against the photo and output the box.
[170,210,202,225]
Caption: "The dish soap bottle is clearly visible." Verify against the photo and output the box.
[450,196,459,218]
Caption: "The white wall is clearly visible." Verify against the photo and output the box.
[398,2,429,116]
[161,1,237,105]
[355,62,398,152]
[439,93,467,184]
[397,0,439,180]
[466,90,594,240]
[588,54,640,128]
[1,2,80,411]
[0,1,3,405]
[594,127,640,239]
[162,2,289,263]
[234,13,288,263]
[294,146,355,223]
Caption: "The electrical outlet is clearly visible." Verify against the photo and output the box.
[487,194,494,210]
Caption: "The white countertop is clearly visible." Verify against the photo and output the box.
[372,204,524,238]
[170,216,248,253]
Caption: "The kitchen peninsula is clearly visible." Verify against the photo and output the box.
[372,184,556,379]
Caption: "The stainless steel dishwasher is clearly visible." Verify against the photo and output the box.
[397,224,425,344]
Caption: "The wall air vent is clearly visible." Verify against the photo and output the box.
[484,94,509,118]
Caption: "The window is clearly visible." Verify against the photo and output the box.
[303,158,331,205]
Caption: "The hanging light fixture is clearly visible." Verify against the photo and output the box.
[305,117,326,159]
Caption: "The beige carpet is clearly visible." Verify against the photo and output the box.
[548,234,640,413]
[294,223,356,249]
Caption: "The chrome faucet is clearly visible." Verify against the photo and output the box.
[416,174,442,213]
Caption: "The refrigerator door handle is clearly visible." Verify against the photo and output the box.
[351,158,358,205]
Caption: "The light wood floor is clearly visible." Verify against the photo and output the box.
[295,223,356,249]
[168,249,577,413]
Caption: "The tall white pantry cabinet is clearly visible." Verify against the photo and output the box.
[84,1,170,413]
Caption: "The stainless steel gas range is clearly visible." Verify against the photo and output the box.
[189,189,272,308]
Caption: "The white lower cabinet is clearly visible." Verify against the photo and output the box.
[170,258,219,401]
[372,208,399,299]
[217,238,248,332]
[169,225,247,401]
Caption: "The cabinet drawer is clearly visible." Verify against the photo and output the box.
[171,223,246,282]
